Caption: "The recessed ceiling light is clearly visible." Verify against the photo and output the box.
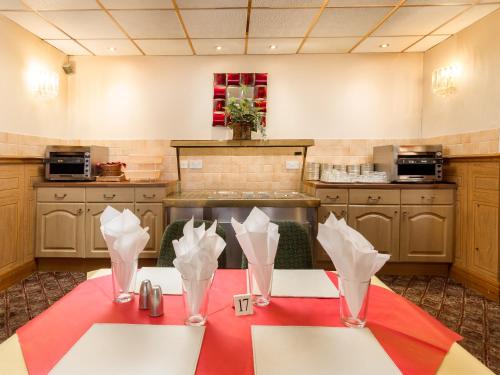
[109,46,116,52]
[379,43,390,49]
[215,46,222,51]
[269,44,277,50]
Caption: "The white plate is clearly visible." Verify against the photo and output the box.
[252,326,401,375]
[49,324,205,375]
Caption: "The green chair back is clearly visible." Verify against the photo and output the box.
[157,220,227,268]
[241,221,313,269]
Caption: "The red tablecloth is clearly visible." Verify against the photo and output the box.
[17,270,461,375]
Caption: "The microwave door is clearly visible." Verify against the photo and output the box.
[48,158,85,177]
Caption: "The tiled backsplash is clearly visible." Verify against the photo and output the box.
[1,129,498,191]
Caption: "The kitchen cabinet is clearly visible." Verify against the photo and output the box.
[400,206,454,262]
[348,205,400,260]
[36,184,169,259]
[36,203,85,257]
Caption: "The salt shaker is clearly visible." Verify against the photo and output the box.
[149,285,164,317]
[139,279,152,310]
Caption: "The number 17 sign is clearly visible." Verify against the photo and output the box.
[233,294,254,316]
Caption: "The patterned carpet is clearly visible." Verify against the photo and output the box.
[0,273,499,373]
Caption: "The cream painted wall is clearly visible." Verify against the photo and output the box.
[68,53,423,140]
[0,16,68,138]
[422,9,500,137]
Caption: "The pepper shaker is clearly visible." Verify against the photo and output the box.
[149,285,164,317]
[139,279,152,310]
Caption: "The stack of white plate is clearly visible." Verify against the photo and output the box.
[304,162,321,180]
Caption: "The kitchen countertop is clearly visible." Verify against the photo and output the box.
[303,181,456,189]
[163,191,321,208]
[34,180,177,188]
[0,156,43,164]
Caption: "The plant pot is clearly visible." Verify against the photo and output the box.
[232,123,252,141]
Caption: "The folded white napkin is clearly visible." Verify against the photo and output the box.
[173,218,226,315]
[317,213,389,318]
[231,207,280,296]
[100,206,150,292]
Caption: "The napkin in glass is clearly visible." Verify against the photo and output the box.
[231,207,280,296]
[172,218,226,315]
[100,206,150,293]
[317,213,389,318]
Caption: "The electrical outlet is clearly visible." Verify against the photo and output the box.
[286,160,300,170]
[189,159,203,169]
[180,160,189,169]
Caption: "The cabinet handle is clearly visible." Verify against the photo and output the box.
[326,195,340,201]
[403,211,408,216]
[54,193,67,199]
[340,210,346,217]
[143,194,156,199]
[103,194,116,199]
[475,247,479,251]
[421,196,435,201]
[394,210,399,215]
[77,208,83,215]
[368,196,381,202]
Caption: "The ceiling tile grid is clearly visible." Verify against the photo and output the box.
[249,8,318,38]
[1,0,499,55]
[109,10,185,38]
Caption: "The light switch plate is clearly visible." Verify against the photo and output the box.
[286,160,300,170]
[189,159,203,169]
[180,160,188,169]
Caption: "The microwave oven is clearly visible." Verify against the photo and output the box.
[44,146,109,181]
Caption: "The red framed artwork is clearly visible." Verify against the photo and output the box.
[212,72,268,127]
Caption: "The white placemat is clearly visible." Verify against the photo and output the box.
[252,326,401,375]
[49,324,205,375]
[134,267,182,295]
[247,269,339,298]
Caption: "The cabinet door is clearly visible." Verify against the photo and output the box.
[348,205,400,261]
[315,205,348,262]
[469,201,498,278]
[85,203,134,258]
[36,203,85,257]
[135,203,164,258]
[400,206,454,262]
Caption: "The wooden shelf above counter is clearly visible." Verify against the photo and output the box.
[170,139,314,148]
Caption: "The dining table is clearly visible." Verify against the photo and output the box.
[0,268,493,375]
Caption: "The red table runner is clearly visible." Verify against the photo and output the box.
[17,270,461,375]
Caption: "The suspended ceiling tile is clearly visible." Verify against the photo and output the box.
[405,34,449,52]
[300,37,360,53]
[176,0,248,8]
[374,5,468,36]
[253,0,324,7]
[1,11,69,38]
[434,4,500,34]
[249,8,317,38]
[23,0,99,10]
[110,10,184,38]
[191,38,245,55]
[247,38,302,54]
[42,10,125,38]
[78,39,141,55]
[353,35,421,52]
[404,0,473,4]
[0,0,28,10]
[100,0,173,9]
[328,0,399,6]
[311,7,391,37]
[181,9,246,38]
[45,39,92,54]
[135,39,192,55]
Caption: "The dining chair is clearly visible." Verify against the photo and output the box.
[241,221,313,269]
[157,220,227,268]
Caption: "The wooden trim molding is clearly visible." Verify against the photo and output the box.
[0,261,36,292]
[451,265,500,302]
[0,157,43,164]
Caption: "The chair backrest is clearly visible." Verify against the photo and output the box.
[241,221,313,269]
[157,220,227,268]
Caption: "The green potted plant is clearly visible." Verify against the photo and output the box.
[224,88,265,140]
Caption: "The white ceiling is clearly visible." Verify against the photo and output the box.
[0,0,498,56]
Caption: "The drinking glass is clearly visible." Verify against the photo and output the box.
[182,274,214,326]
[111,258,138,303]
[338,276,371,328]
[247,262,274,306]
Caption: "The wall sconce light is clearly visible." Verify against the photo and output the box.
[27,69,59,99]
[432,64,460,96]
